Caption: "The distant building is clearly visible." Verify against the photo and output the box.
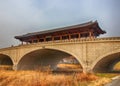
[15,21,106,44]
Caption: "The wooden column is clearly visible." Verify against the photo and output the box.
[52,36,54,41]
[44,37,46,42]
[78,33,81,39]
[89,32,92,38]
[69,34,71,40]
[92,32,96,38]
[37,38,39,43]
[44,38,46,42]
[32,39,34,43]
[60,35,62,40]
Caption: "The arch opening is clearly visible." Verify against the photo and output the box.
[113,61,120,73]
[93,52,120,73]
[0,54,13,70]
[17,49,83,72]
[56,56,82,72]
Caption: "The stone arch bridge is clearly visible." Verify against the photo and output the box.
[0,37,120,73]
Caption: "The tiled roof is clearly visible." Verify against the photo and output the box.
[15,21,106,39]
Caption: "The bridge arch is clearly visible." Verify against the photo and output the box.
[92,49,120,73]
[0,53,13,69]
[17,48,83,71]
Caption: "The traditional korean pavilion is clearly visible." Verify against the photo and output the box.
[15,21,106,44]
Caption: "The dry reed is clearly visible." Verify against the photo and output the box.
[0,70,98,86]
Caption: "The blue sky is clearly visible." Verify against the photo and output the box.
[0,0,120,48]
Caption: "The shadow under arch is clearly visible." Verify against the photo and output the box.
[17,48,83,71]
[92,51,120,73]
[0,54,13,70]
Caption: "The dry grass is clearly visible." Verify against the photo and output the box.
[114,62,120,70]
[96,73,119,78]
[0,70,98,86]
[56,63,83,72]
[0,65,13,70]
[88,77,111,86]
[57,63,82,69]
